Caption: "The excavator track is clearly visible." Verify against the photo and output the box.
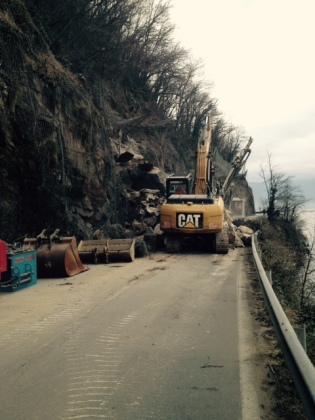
[165,235,182,253]
[215,231,229,254]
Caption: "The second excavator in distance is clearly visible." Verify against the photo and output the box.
[160,113,253,253]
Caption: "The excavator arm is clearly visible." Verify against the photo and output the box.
[221,137,253,200]
[194,114,213,195]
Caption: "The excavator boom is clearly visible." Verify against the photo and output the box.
[194,114,212,195]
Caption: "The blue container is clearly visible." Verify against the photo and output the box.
[0,250,37,292]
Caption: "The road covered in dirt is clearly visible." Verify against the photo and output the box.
[0,248,277,419]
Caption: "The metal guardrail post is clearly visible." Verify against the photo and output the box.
[295,326,307,352]
[266,270,272,286]
[252,232,315,418]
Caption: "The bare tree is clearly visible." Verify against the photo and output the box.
[24,0,244,153]
[278,177,308,222]
[259,152,307,222]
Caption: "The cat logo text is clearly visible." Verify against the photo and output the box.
[176,213,203,229]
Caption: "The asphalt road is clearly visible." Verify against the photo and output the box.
[0,248,264,419]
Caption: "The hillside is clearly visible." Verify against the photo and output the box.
[0,0,254,242]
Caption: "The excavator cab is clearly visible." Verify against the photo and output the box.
[166,174,192,198]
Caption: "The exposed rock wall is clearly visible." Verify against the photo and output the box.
[0,2,189,241]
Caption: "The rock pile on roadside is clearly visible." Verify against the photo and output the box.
[125,188,165,235]
[227,217,261,248]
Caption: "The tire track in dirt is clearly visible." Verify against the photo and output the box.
[61,311,141,420]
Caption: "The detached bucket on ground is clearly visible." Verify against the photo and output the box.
[78,238,135,264]
[23,230,89,278]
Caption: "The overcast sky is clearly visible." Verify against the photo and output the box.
[169,0,315,184]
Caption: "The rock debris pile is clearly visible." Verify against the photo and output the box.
[125,188,165,237]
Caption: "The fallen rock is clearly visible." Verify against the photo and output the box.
[237,225,254,235]
[235,227,253,247]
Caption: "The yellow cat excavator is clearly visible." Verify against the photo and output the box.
[160,114,252,253]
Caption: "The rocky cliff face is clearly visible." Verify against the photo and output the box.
[0,2,254,242]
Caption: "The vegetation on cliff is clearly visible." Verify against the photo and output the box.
[259,180,315,369]
[257,215,315,419]
[258,154,315,351]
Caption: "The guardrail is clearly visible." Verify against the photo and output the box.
[252,232,315,418]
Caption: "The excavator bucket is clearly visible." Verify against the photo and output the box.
[78,238,135,264]
[106,239,135,263]
[77,239,108,264]
[23,231,89,278]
